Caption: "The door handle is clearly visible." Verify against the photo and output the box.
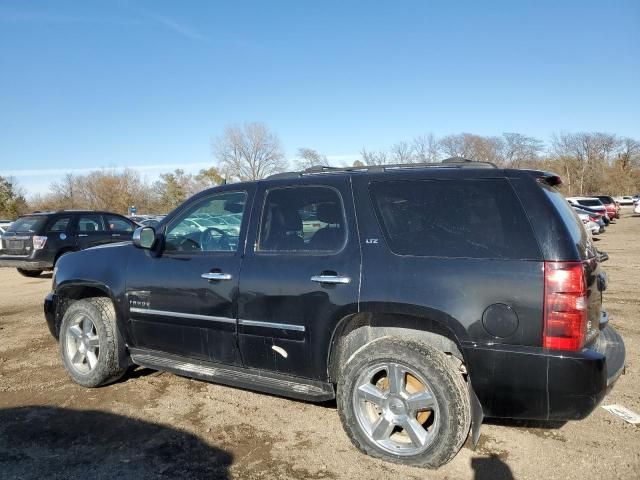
[311,275,351,284]
[201,272,233,281]
[78,234,88,237]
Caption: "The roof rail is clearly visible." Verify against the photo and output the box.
[266,157,496,179]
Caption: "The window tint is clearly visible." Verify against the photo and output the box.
[258,186,346,253]
[78,215,106,232]
[165,191,247,252]
[48,217,71,232]
[7,216,46,233]
[105,215,134,232]
[577,199,603,207]
[370,179,540,259]
[540,185,592,260]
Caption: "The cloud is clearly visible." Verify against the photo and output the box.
[142,11,208,42]
[0,4,206,42]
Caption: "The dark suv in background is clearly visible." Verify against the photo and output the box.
[0,210,136,277]
[44,160,625,468]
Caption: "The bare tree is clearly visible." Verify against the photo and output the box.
[360,148,390,165]
[438,133,504,163]
[389,141,414,163]
[213,122,287,181]
[502,133,544,167]
[412,133,440,162]
[295,147,329,170]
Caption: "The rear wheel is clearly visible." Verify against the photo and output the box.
[337,337,470,468]
[17,268,42,277]
[59,298,127,387]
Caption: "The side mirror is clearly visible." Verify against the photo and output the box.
[133,226,156,250]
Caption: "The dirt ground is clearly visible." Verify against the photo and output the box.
[1,212,639,480]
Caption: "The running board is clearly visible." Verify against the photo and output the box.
[130,348,335,402]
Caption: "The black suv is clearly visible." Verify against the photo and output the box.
[0,210,136,277]
[44,161,625,467]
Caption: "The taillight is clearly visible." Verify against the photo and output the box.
[32,235,48,250]
[543,261,587,351]
[589,216,598,222]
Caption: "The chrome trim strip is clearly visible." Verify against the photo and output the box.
[129,307,236,324]
[238,319,305,332]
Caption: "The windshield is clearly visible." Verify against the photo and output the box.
[6,216,46,233]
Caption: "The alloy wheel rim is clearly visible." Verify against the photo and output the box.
[65,314,100,374]
[352,362,440,456]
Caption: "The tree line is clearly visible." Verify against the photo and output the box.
[1,122,639,218]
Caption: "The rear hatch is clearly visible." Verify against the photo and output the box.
[0,216,46,256]
[539,184,604,346]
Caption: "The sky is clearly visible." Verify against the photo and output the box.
[1,0,638,195]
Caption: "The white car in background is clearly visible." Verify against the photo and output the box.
[635,202,640,214]
[575,211,601,236]
[0,221,13,253]
[614,196,635,206]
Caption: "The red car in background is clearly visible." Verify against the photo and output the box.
[595,195,620,219]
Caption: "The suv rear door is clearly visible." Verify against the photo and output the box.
[237,177,360,379]
[0,216,47,256]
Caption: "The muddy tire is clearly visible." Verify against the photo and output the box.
[17,268,42,277]
[337,337,470,468]
[59,298,127,387]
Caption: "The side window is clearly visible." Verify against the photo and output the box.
[77,215,106,232]
[258,186,346,253]
[105,215,134,232]
[370,179,541,259]
[48,217,71,232]
[165,191,247,253]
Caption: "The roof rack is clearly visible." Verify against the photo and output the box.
[267,157,497,179]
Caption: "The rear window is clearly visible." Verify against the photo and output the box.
[577,199,603,207]
[6,216,47,233]
[596,196,613,204]
[540,185,593,259]
[370,179,541,259]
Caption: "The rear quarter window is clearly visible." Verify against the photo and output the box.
[370,179,541,259]
[539,184,593,260]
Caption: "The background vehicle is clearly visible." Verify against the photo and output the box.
[594,195,619,219]
[570,201,610,226]
[575,210,602,235]
[614,196,635,206]
[0,210,136,277]
[45,162,625,468]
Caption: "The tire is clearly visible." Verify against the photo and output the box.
[337,337,471,468]
[17,268,43,277]
[59,297,127,387]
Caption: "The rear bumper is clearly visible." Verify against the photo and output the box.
[0,257,53,270]
[463,323,625,421]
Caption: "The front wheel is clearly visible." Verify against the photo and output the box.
[337,338,471,468]
[59,298,127,387]
[17,268,43,277]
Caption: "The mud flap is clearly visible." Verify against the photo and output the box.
[469,381,484,449]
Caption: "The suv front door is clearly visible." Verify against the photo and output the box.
[74,214,112,249]
[237,177,360,379]
[125,187,254,365]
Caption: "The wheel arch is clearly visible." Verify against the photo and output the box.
[327,308,467,384]
[55,281,130,369]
